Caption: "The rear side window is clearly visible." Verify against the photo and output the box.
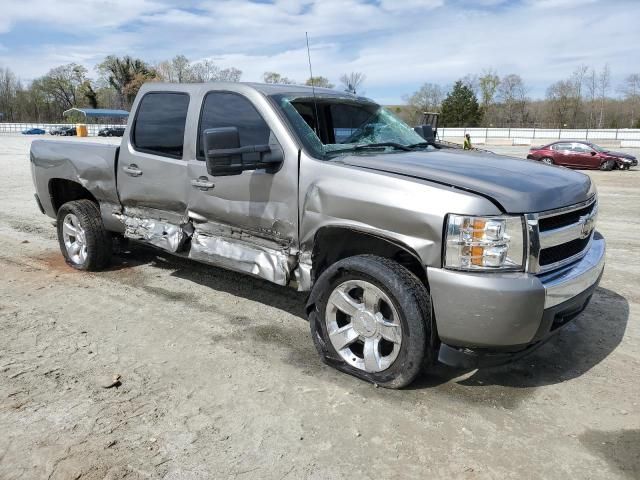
[198,92,270,159]
[133,92,190,159]
[553,143,571,151]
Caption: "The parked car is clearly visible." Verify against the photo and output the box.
[98,127,125,137]
[30,82,605,388]
[22,128,46,135]
[49,126,77,136]
[527,141,637,170]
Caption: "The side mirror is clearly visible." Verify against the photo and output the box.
[590,151,597,156]
[203,127,284,176]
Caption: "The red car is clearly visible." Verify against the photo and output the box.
[527,141,637,170]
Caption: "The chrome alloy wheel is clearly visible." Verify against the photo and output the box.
[62,213,88,265]
[542,157,554,165]
[325,280,402,373]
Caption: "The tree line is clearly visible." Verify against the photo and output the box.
[403,66,640,129]
[0,54,366,123]
[0,55,638,129]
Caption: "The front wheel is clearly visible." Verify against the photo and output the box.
[308,255,434,389]
[600,159,615,171]
[57,200,112,271]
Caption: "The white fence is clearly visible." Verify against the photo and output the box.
[439,127,640,142]
[0,122,125,136]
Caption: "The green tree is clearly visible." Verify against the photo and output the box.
[98,56,157,107]
[305,76,334,88]
[440,80,481,127]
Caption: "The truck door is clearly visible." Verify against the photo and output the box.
[116,91,191,251]
[185,90,299,285]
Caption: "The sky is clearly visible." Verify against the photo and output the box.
[0,0,638,104]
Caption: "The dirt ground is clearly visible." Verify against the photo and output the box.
[0,135,638,480]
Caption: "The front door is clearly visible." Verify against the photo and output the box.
[185,90,299,284]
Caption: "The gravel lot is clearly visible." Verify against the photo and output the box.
[0,136,638,479]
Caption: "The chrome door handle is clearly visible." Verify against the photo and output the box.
[191,176,215,190]
[123,164,143,177]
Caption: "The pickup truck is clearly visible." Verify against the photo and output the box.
[30,82,605,388]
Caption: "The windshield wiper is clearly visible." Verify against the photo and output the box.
[328,142,412,155]
[353,142,412,151]
[408,141,439,149]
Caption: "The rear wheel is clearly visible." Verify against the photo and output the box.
[56,200,112,271]
[541,157,554,165]
[308,255,434,389]
[600,159,615,171]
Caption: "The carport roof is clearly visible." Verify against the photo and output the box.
[63,108,129,118]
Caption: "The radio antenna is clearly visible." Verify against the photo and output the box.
[305,32,321,136]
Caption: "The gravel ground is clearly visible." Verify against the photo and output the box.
[0,136,638,479]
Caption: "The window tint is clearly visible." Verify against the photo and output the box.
[554,143,572,151]
[198,92,270,159]
[133,92,189,158]
[572,143,592,153]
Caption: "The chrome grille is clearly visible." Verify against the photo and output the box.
[527,196,597,274]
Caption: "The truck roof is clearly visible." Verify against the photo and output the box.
[136,81,368,101]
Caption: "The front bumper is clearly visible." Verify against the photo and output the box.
[427,234,605,366]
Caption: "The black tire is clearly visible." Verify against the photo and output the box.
[56,200,112,271]
[307,255,434,389]
[600,159,615,171]
[541,157,554,165]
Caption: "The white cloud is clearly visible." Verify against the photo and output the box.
[0,0,638,103]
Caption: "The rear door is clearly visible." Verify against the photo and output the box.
[117,91,190,220]
[553,142,574,166]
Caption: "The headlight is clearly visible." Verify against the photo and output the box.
[444,214,526,271]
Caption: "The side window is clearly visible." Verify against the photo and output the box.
[554,143,571,151]
[198,92,271,159]
[132,92,190,159]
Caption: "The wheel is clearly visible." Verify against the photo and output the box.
[308,255,434,389]
[600,159,615,171]
[541,157,554,165]
[56,200,112,271]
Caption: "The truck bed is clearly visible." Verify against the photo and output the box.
[30,139,121,220]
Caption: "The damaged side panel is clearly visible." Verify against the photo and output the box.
[115,209,188,253]
[189,229,291,286]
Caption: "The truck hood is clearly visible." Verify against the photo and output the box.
[336,149,593,213]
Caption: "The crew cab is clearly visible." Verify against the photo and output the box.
[30,82,606,388]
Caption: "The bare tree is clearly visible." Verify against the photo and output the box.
[403,82,445,124]
[478,69,500,125]
[570,64,589,127]
[585,68,598,128]
[597,64,610,128]
[39,64,88,110]
[263,72,296,84]
[497,74,529,127]
[546,80,575,128]
[190,60,242,82]
[305,76,334,88]
[339,72,366,94]
[620,73,640,127]
[156,55,193,83]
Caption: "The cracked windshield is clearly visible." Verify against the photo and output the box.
[275,95,430,158]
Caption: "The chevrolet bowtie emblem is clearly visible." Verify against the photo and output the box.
[579,212,596,239]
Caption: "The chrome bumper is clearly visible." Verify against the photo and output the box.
[539,234,605,308]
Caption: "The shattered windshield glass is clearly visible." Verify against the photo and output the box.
[272,94,429,159]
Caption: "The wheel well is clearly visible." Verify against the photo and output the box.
[311,227,428,286]
[49,179,98,213]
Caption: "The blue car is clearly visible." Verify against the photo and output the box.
[22,128,46,135]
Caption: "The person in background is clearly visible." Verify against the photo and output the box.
[463,133,473,150]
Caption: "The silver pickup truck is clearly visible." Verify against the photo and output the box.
[30,82,605,388]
